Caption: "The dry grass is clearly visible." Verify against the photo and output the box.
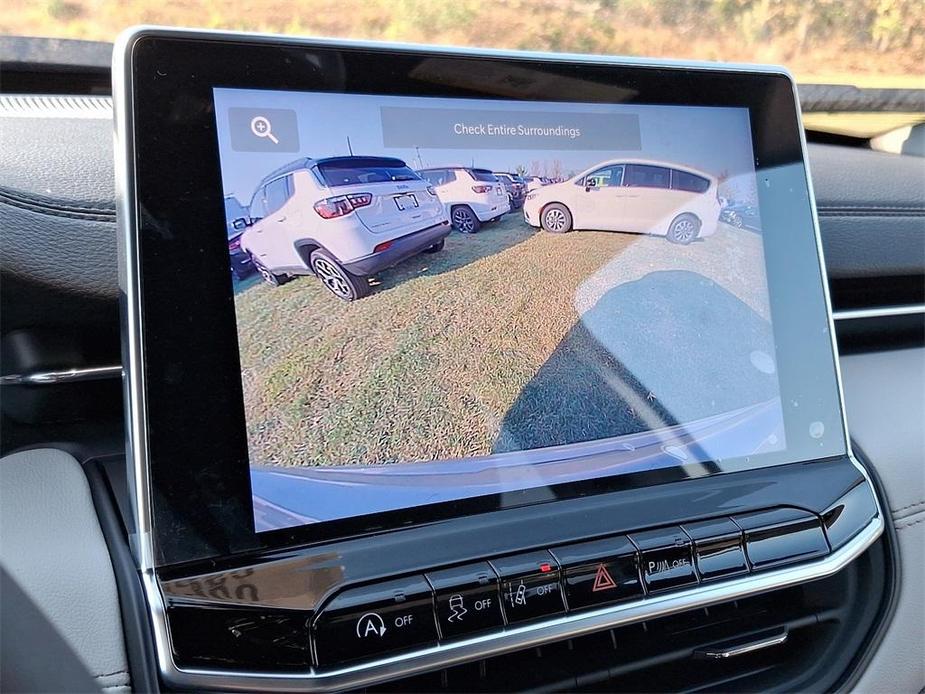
[233,215,770,467]
[3,0,924,81]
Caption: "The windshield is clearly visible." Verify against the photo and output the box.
[4,0,923,137]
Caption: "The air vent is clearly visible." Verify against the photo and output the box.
[366,543,889,693]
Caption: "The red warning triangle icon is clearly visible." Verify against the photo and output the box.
[592,563,617,592]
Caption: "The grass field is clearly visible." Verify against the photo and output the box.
[234,214,773,467]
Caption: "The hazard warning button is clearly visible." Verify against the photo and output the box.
[549,537,643,611]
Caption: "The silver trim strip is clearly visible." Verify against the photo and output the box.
[112,26,887,692]
[694,627,789,659]
[833,304,925,321]
[0,364,122,386]
[147,517,882,692]
[0,94,113,119]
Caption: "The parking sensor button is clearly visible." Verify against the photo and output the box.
[628,526,698,592]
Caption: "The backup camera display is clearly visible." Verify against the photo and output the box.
[213,88,784,533]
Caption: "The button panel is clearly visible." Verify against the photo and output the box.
[426,562,504,640]
[490,551,565,623]
[628,526,698,592]
[310,507,838,669]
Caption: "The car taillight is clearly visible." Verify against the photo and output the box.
[471,185,493,194]
[313,192,373,219]
[229,237,241,251]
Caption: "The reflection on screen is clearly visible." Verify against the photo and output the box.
[213,88,783,533]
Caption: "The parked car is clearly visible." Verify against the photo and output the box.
[240,156,451,300]
[721,202,762,231]
[225,195,255,280]
[523,159,721,244]
[524,175,546,191]
[493,171,527,209]
[417,167,511,233]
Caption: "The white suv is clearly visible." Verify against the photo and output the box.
[417,167,511,233]
[523,159,721,244]
[240,156,451,300]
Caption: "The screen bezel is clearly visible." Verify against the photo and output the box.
[120,30,846,568]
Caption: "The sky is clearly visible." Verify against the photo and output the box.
[213,87,759,207]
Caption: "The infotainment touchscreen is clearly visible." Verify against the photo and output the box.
[211,89,791,533]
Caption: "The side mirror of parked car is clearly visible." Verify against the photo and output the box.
[585,178,597,192]
[232,217,249,230]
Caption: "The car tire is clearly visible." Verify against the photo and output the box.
[540,203,573,233]
[422,239,445,253]
[309,249,370,301]
[451,206,480,234]
[666,213,701,244]
[249,253,290,287]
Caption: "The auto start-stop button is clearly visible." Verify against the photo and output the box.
[312,575,437,667]
[628,526,698,592]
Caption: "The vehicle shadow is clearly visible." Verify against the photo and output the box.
[493,270,779,454]
[369,214,537,292]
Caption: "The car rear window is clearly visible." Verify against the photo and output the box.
[671,169,711,193]
[318,159,419,186]
[469,169,498,182]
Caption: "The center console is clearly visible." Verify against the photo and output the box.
[113,27,885,690]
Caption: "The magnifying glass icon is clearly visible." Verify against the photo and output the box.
[250,115,279,144]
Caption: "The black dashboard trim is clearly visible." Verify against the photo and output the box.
[85,460,160,693]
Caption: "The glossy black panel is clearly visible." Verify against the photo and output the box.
[158,458,865,611]
[822,481,879,550]
[733,508,830,569]
[167,604,312,670]
[126,31,846,566]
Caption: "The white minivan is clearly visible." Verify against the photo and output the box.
[240,156,451,300]
[417,167,511,233]
[522,159,721,244]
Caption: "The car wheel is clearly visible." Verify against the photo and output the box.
[667,213,701,244]
[249,253,289,287]
[540,203,572,233]
[451,206,480,234]
[422,239,445,253]
[309,249,370,301]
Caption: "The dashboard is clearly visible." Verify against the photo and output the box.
[0,32,922,694]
